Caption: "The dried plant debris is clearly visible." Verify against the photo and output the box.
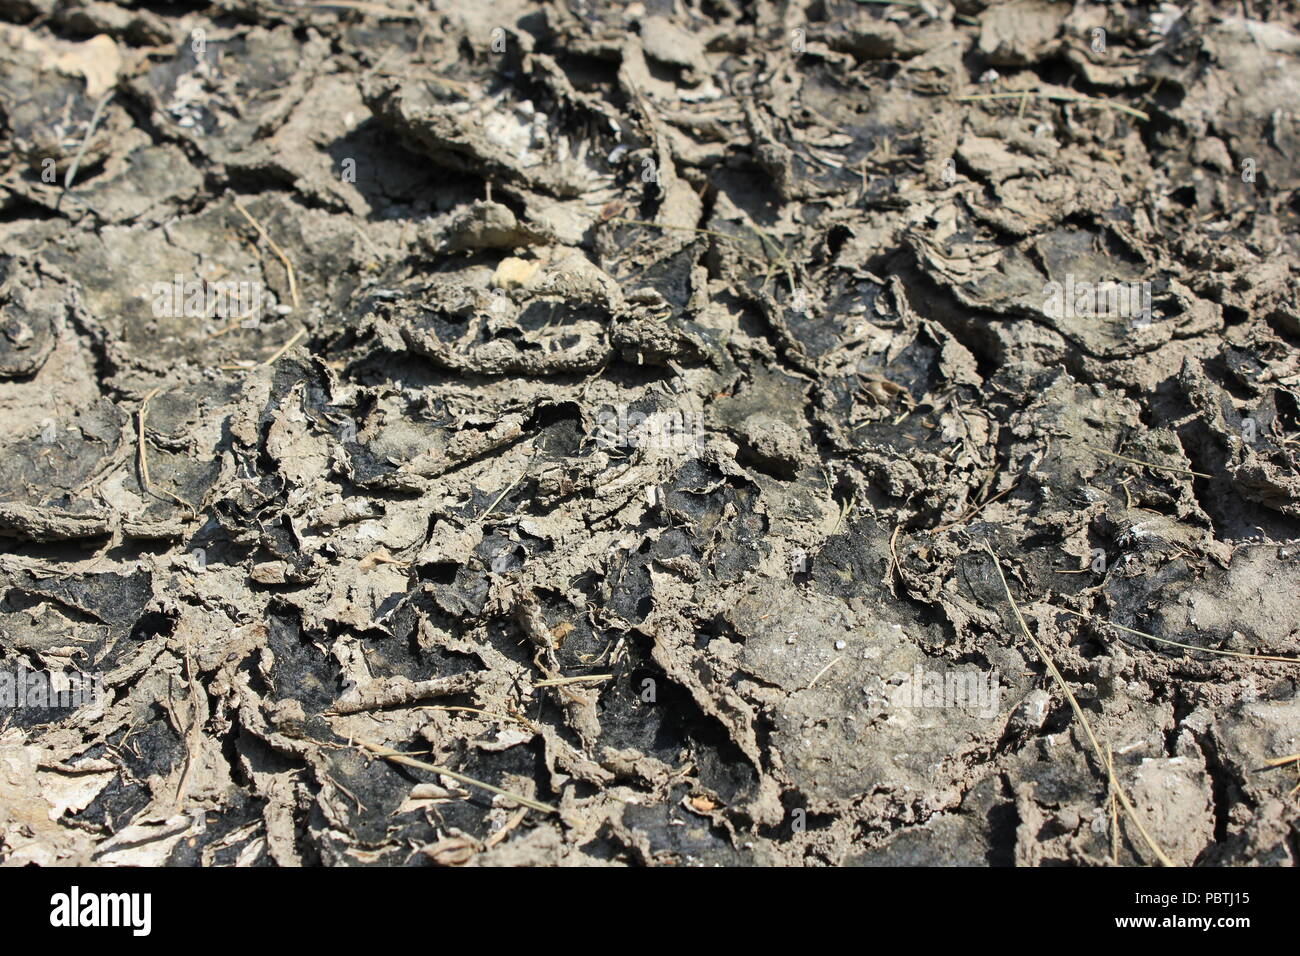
[0,0,1298,869]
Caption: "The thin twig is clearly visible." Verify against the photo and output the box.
[173,631,204,811]
[1110,622,1300,664]
[484,806,529,848]
[1107,743,1119,866]
[260,327,306,366]
[136,387,160,495]
[1076,441,1211,479]
[354,739,556,814]
[57,89,115,210]
[1056,608,1300,664]
[1263,753,1300,797]
[417,705,534,727]
[806,656,841,689]
[325,774,367,813]
[982,542,1173,866]
[204,301,263,339]
[885,523,902,595]
[478,452,534,520]
[533,674,613,687]
[955,90,1149,122]
[931,480,1019,533]
[234,200,300,310]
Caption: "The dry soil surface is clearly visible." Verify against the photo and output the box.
[1,0,1299,866]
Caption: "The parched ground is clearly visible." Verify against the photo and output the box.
[1,0,1298,866]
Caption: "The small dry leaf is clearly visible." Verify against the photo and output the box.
[492,256,540,289]
[358,548,403,570]
[49,34,122,98]
[550,621,575,647]
[420,835,479,866]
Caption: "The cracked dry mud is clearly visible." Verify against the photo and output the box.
[1,0,1299,867]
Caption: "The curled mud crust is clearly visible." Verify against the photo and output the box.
[0,0,1297,867]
